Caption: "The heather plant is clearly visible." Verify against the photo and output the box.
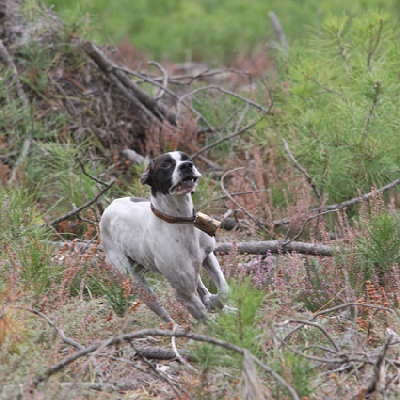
[298,257,347,312]
[71,261,134,317]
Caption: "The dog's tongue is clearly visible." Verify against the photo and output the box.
[175,180,195,193]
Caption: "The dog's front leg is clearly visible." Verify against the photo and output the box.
[129,260,175,323]
[197,277,212,306]
[202,253,230,309]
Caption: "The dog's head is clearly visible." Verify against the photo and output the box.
[141,151,201,196]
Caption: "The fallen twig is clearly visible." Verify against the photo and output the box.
[33,327,300,400]
[367,334,392,394]
[20,307,104,382]
[48,237,342,257]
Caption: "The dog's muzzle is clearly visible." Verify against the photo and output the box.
[170,176,199,194]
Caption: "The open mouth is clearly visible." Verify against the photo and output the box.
[171,176,199,194]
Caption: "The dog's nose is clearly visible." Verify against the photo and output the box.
[179,161,193,172]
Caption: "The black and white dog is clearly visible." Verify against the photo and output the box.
[100,151,230,323]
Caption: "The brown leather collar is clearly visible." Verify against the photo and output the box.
[151,203,196,224]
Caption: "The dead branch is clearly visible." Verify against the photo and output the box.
[280,302,400,346]
[49,237,341,257]
[218,167,269,233]
[284,208,338,243]
[45,179,114,227]
[0,40,28,106]
[21,307,104,381]
[119,66,215,131]
[128,341,187,399]
[120,148,148,163]
[268,11,289,53]
[215,240,341,257]
[193,106,268,159]
[82,41,176,128]
[132,345,194,360]
[283,319,340,352]
[179,84,271,114]
[367,334,392,394]
[33,327,300,400]
[282,138,321,201]
[273,177,400,226]
[147,61,169,100]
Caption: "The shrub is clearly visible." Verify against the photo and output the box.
[0,188,60,297]
[273,12,400,204]
[353,203,400,288]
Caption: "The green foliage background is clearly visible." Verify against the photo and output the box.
[271,12,400,203]
[45,0,400,62]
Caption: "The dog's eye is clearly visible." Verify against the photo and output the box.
[161,161,171,169]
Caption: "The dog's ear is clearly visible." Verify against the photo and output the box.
[140,161,153,186]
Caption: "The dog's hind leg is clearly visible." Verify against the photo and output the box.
[127,258,175,323]
[175,286,209,322]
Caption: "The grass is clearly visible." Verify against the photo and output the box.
[2,2,400,398]
[44,0,400,62]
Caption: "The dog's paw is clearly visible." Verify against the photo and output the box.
[222,305,238,314]
[201,295,211,306]
[208,294,224,309]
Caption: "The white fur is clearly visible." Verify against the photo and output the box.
[100,152,229,323]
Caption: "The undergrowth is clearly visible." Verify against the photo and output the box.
[1,3,400,399]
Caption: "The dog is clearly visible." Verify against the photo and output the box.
[100,151,230,323]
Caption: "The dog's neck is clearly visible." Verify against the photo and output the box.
[151,193,194,219]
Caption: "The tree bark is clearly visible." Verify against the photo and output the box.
[215,240,342,257]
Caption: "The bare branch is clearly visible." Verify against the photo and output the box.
[118,66,215,131]
[284,208,338,243]
[268,11,289,53]
[0,40,28,107]
[82,41,174,128]
[147,61,169,100]
[219,168,268,233]
[273,177,400,226]
[45,179,114,227]
[21,307,104,381]
[282,138,321,201]
[78,158,110,187]
[179,84,271,114]
[192,112,266,158]
[32,327,300,400]
[367,334,392,394]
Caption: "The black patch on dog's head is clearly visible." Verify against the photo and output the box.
[141,153,177,197]
[140,152,198,197]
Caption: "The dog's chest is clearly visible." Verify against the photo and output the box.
[146,223,214,272]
